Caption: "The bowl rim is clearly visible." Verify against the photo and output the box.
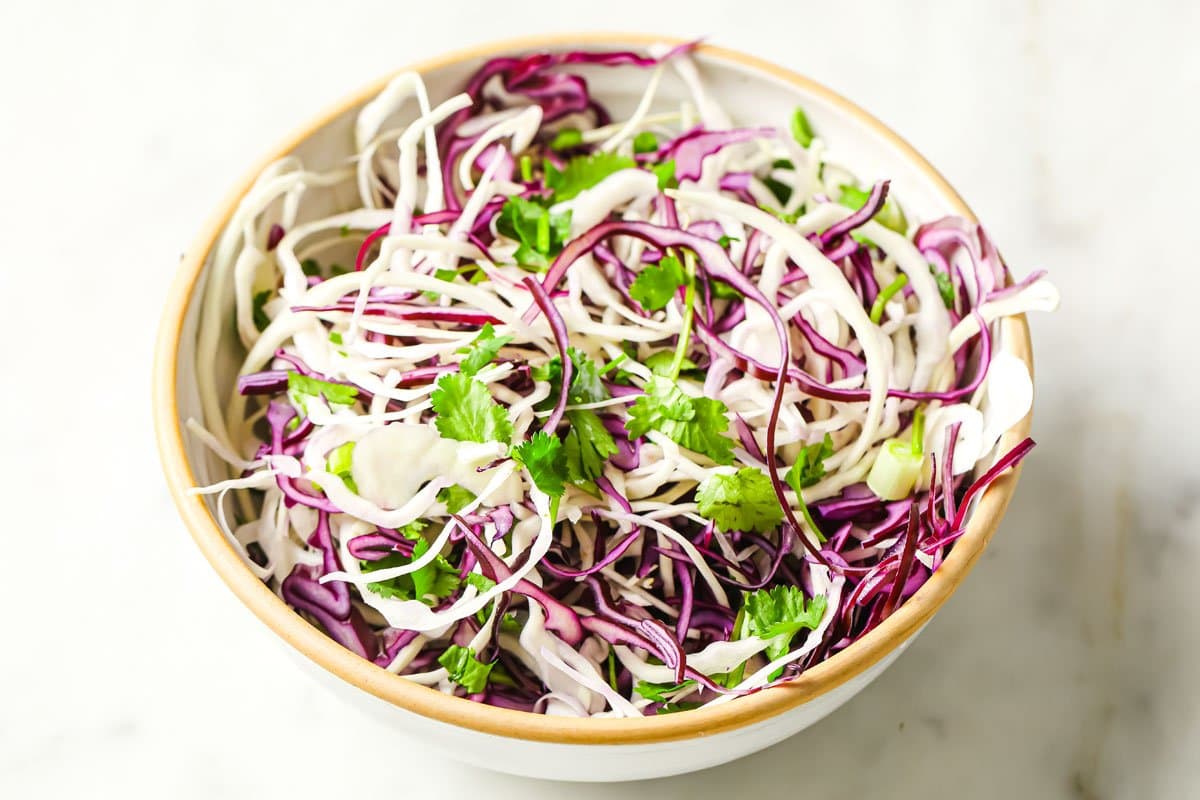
[153,31,1033,746]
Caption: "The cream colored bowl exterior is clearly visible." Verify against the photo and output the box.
[156,34,1032,782]
[300,635,915,781]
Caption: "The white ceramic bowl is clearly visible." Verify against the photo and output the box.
[153,33,1033,782]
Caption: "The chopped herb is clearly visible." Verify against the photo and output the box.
[696,468,784,533]
[437,484,476,514]
[495,196,572,271]
[545,152,636,202]
[657,701,704,714]
[716,235,740,248]
[607,650,620,692]
[625,377,735,465]
[360,554,413,600]
[457,322,514,378]
[644,350,697,377]
[634,680,696,703]
[430,373,513,444]
[633,131,659,154]
[422,267,460,300]
[742,586,827,660]
[438,645,495,694]
[511,431,568,497]
[784,434,835,543]
[252,290,272,332]
[785,434,834,493]
[286,372,357,416]
[549,128,583,151]
[410,537,461,601]
[325,441,357,494]
[329,331,343,346]
[629,254,686,311]
[709,277,744,300]
[930,264,955,308]
[650,159,677,190]
[338,224,351,237]
[398,519,428,539]
[533,347,609,407]
[360,537,460,606]
[562,409,618,484]
[763,175,793,206]
[300,258,321,277]
[466,572,496,592]
[838,184,908,235]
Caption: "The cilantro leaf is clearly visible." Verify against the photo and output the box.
[496,196,572,271]
[629,254,686,311]
[930,264,955,308]
[438,644,495,694]
[790,106,815,148]
[696,468,784,533]
[431,373,513,444]
[437,484,476,513]
[359,553,413,600]
[742,586,828,660]
[533,348,609,408]
[422,267,460,300]
[301,258,321,277]
[287,371,358,416]
[625,377,734,465]
[326,441,357,494]
[409,537,461,601]
[644,350,697,377]
[566,351,608,404]
[562,409,618,483]
[784,434,834,493]
[709,278,743,300]
[545,152,636,201]
[466,572,496,592]
[717,235,740,248]
[634,679,696,703]
[633,131,659,154]
[838,183,907,235]
[252,290,272,331]
[457,322,513,378]
[510,431,568,497]
[359,536,460,606]
[398,519,428,539]
[650,159,677,190]
[329,331,343,346]
[763,175,793,206]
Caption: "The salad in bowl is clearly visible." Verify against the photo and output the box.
[178,41,1057,727]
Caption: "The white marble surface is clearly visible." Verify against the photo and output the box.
[1,0,1196,796]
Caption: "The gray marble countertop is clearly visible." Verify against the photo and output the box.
[2,1,1195,797]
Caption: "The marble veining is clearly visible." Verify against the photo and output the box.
[1,0,1195,797]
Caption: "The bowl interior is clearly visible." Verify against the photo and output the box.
[161,35,1031,745]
